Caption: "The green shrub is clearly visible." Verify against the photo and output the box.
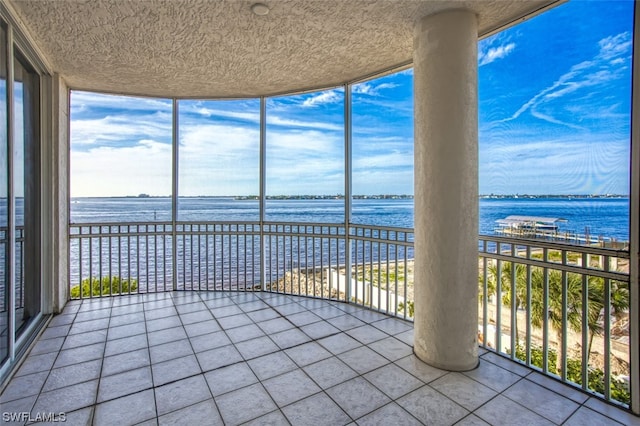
[512,343,630,404]
[514,343,558,373]
[71,276,137,298]
[398,301,414,318]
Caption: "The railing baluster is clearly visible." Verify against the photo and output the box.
[244,225,248,289]
[136,225,140,294]
[88,226,93,298]
[117,227,121,295]
[581,252,589,392]
[205,226,210,291]
[561,250,568,381]
[221,229,225,291]
[154,225,158,293]
[525,246,532,366]
[403,233,408,320]
[320,227,324,299]
[126,225,130,294]
[482,240,488,348]
[235,225,240,291]
[145,226,150,293]
[510,245,516,360]
[312,228,316,297]
[369,238,374,310]
[78,228,83,299]
[107,227,112,295]
[198,225,202,291]
[542,248,549,374]
[98,227,103,297]
[298,226,307,294]
[496,257,502,354]
[604,256,612,401]
[190,225,194,291]
[161,225,165,291]
[213,226,218,289]
[387,240,392,315]
[326,228,330,300]
[65,221,630,407]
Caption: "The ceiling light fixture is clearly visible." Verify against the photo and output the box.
[251,3,270,16]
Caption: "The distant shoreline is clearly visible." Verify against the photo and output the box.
[69,194,629,200]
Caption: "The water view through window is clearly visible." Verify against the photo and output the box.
[70,0,633,241]
[66,0,634,407]
[178,99,260,221]
[478,0,632,244]
[69,0,633,239]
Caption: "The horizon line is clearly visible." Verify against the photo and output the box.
[68,193,630,199]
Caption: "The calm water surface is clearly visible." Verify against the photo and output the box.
[69,197,630,241]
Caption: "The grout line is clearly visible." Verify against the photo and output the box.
[86,297,111,426]
[141,292,160,424]
[5,291,638,425]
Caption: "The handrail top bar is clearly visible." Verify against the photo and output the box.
[349,223,416,233]
[68,220,417,233]
[67,221,629,258]
[70,221,174,227]
[480,234,630,258]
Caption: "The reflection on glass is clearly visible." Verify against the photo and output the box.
[178,99,260,221]
[0,24,7,365]
[13,51,40,337]
[265,89,345,222]
[352,71,414,228]
[69,92,172,223]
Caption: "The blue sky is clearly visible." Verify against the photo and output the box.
[70,0,633,197]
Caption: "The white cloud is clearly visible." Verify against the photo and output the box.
[398,68,414,76]
[301,90,343,107]
[178,125,261,196]
[264,128,344,195]
[598,32,632,60]
[267,115,343,131]
[479,135,629,195]
[479,42,516,66]
[353,151,413,170]
[267,128,342,155]
[71,139,172,197]
[71,114,172,146]
[191,106,259,123]
[352,83,375,95]
[71,91,172,115]
[352,82,399,96]
[496,32,631,129]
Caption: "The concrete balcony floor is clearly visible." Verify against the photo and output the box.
[1,291,637,426]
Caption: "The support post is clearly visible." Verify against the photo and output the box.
[412,9,479,371]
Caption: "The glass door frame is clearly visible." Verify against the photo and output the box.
[0,8,52,385]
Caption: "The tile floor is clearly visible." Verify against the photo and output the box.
[1,291,638,425]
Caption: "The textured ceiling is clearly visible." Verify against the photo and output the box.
[9,0,559,98]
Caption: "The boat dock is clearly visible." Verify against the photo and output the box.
[494,215,627,248]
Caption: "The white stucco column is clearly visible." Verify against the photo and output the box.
[51,74,69,313]
[413,9,479,371]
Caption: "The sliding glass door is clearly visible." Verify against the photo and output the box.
[13,49,40,338]
[0,21,43,378]
[0,23,7,368]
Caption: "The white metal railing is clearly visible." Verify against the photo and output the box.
[67,222,632,406]
[478,235,631,407]
[0,225,23,311]
[68,221,415,318]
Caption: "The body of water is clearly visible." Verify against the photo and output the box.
[70,196,630,241]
